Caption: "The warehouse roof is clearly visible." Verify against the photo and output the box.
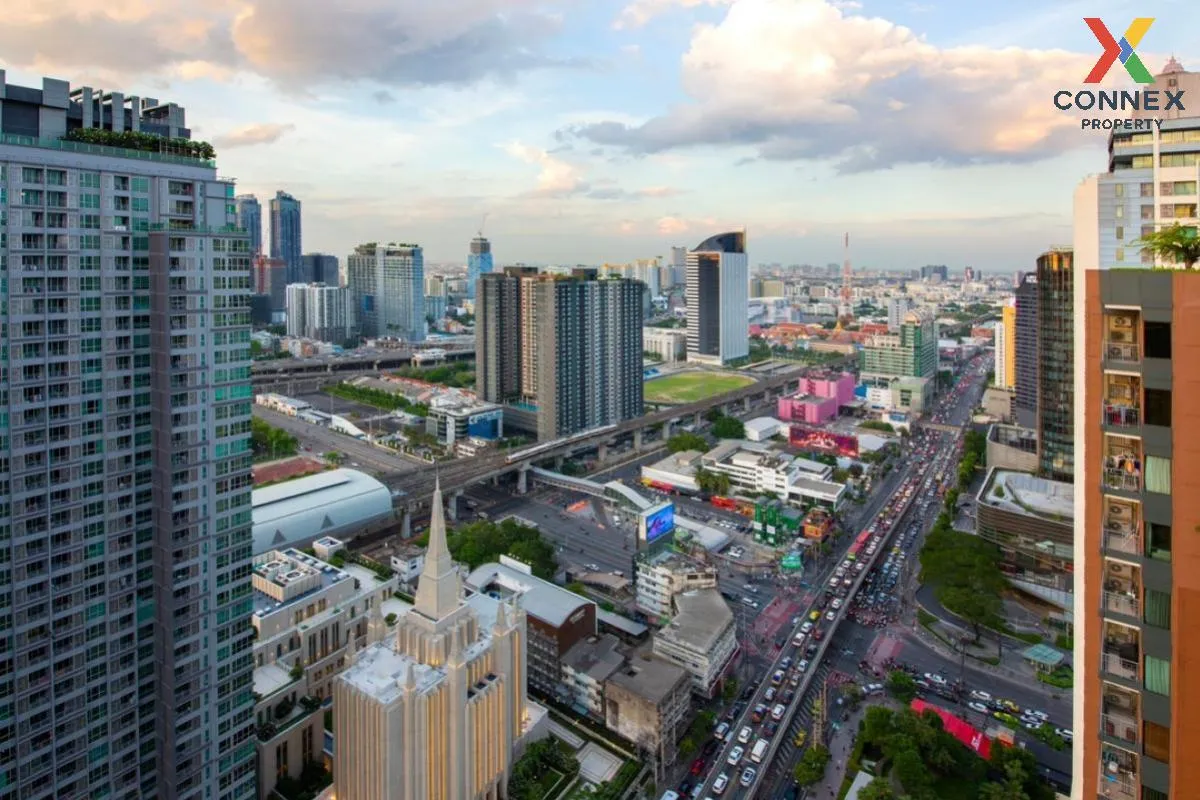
[252,468,393,555]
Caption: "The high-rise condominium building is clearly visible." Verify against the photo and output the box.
[1013,273,1040,429]
[1072,57,1199,800]
[686,231,749,365]
[300,252,338,285]
[994,301,1016,390]
[859,308,938,383]
[0,72,256,799]
[670,245,688,286]
[1036,247,1074,482]
[467,235,493,300]
[476,268,644,440]
[253,254,288,318]
[269,190,302,283]
[345,242,425,342]
[333,481,533,800]
[286,282,351,344]
[886,296,915,332]
[235,193,262,255]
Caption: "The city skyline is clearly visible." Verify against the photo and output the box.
[3,0,1198,269]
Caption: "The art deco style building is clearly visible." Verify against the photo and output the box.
[686,231,749,364]
[1072,57,1200,800]
[0,72,256,799]
[334,483,539,800]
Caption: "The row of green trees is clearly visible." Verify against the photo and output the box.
[507,739,579,800]
[919,508,1005,642]
[325,382,429,416]
[391,360,476,388]
[852,705,1055,800]
[446,518,558,580]
[251,418,298,462]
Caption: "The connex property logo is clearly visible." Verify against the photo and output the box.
[1053,16,1185,132]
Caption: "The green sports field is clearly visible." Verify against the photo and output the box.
[643,371,757,404]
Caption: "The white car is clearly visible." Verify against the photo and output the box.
[969,690,992,703]
[968,702,989,714]
[737,726,753,744]
[712,773,729,795]
[825,610,836,622]
[831,598,843,610]
[1055,728,1073,741]
[1027,710,1050,721]
[796,659,809,672]
[727,746,744,766]
[923,673,947,685]
[800,622,814,634]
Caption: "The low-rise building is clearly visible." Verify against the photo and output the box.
[986,424,1038,473]
[777,393,839,424]
[743,416,784,442]
[252,549,398,798]
[635,550,718,621]
[702,440,846,510]
[252,469,395,554]
[641,450,703,493]
[425,392,503,445]
[652,589,738,697]
[389,544,426,587]
[465,559,597,698]
[975,468,1074,604]
[643,327,689,363]
[561,634,626,719]
[604,656,691,769]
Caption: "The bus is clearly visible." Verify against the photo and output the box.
[711,496,738,510]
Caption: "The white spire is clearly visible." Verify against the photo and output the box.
[412,478,462,622]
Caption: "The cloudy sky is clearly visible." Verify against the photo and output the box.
[3,0,1197,270]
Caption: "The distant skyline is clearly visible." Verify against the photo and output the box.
[4,0,1196,269]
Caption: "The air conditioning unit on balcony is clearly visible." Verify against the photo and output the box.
[1112,315,1134,328]
[1108,504,1128,516]
[1108,562,1127,574]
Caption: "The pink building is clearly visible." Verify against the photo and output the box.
[798,371,856,405]
[776,394,838,424]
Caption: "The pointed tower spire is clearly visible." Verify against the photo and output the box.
[412,477,462,623]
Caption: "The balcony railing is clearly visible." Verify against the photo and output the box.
[1101,711,1139,745]
[1102,650,1139,681]
[1103,523,1140,556]
[1104,591,1141,619]
[1104,341,1141,363]
[1099,751,1139,800]
[1103,468,1142,493]
[1103,403,1141,428]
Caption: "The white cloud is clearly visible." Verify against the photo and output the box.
[504,141,590,197]
[576,0,1100,172]
[614,0,732,29]
[212,122,295,148]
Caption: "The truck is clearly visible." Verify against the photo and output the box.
[750,738,769,763]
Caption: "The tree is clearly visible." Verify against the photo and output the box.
[711,416,745,439]
[892,745,932,795]
[848,463,865,479]
[667,432,709,454]
[887,670,917,702]
[793,744,831,786]
[251,418,298,461]
[704,407,724,423]
[447,518,557,579]
[1136,222,1200,269]
[694,467,732,496]
[722,678,739,703]
[858,777,898,800]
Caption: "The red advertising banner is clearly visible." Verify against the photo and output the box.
[788,425,859,458]
[911,700,993,760]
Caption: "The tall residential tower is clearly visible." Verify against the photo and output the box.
[0,72,256,799]
[235,193,262,255]
[685,231,748,365]
[1072,57,1199,800]
[467,235,493,300]
[269,190,302,283]
[1036,247,1075,482]
[345,242,425,342]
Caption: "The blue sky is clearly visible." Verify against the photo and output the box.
[3,0,1197,271]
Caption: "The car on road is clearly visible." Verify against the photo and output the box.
[824,610,836,621]
[996,699,1020,713]
[923,673,947,685]
[1056,728,1073,742]
[714,722,730,741]
[737,726,753,744]
[690,759,706,776]
[800,622,814,634]
[771,703,786,721]
[968,702,989,714]
[771,670,785,684]
[796,659,809,672]
[712,773,729,795]
[1026,709,1049,721]
[740,767,757,787]
[742,597,759,609]
[586,563,600,571]
[808,610,821,621]
[727,746,744,766]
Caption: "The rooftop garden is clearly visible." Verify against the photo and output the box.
[61,127,216,161]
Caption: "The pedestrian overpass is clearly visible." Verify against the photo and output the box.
[526,467,652,511]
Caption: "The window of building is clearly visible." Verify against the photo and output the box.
[1115,247,1126,263]
[1144,721,1170,763]
[1144,321,1171,359]
[1144,789,1168,800]
[1147,523,1171,562]
[1140,182,1155,197]
[1115,226,1124,240]
[1145,456,1171,495]
[1144,589,1171,629]
[1144,388,1171,427]
[1144,655,1170,696]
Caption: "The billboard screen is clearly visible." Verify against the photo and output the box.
[640,502,676,544]
[788,425,859,458]
[467,410,502,440]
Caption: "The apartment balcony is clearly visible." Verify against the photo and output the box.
[1103,560,1141,619]
[1099,745,1139,800]
[1102,435,1143,493]
[1103,403,1140,428]
[1104,310,1141,365]
[1102,620,1141,682]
